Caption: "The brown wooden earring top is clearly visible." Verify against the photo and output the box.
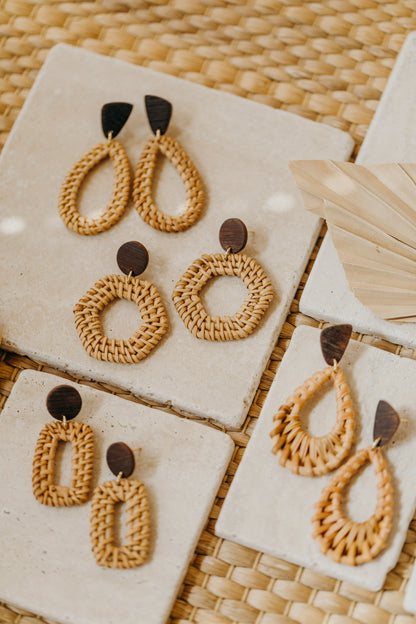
[320,324,352,365]
[107,442,135,478]
[116,241,149,276]
[219,218,248,253]
[46,385,82,421]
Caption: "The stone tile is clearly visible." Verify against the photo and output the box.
[0,44,353,428]
[216,325,416,591]
[0,370,234,624]
[300,32,416,349]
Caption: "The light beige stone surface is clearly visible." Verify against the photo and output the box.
[300,32,416,349]
[0,370,234,624]
[216,325,416,591]
[0,44,353,428]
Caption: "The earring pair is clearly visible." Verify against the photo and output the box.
[270,325,401,565]
[32,385,150,569]
[58,98,204,235]
[73,218,274,363]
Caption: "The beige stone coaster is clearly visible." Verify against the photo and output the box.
[216,325,416,591]
[300,32,416,349]
[404,562,416,613]
[0,44,353,429]
[0,370,234,624]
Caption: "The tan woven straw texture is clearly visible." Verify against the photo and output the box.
[2,1,416,623]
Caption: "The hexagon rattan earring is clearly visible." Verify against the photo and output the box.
[270,324,355,476]
[32,385,94,506]
[172,218,273,340]
[312,400,401,565]
[73,241,168,363]
[90,442,150,569]
[133,95,204,232]
[59,102,133,235]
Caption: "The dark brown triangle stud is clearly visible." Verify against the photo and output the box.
[145,95,172,135]
[373,400,400,447]
[107,442,135,478]
[320,324,352,365]
[101,102,133,138]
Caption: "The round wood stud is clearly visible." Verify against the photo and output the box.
[219,218,248,253]
[117,241,149,276]
[107,442,135,478]
[46,385,82,421]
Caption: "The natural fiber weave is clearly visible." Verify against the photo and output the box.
[32,421,94,507]
[73,274,168,363]
[90,478,150,569]
[58,139,131,235]
[312,446,393,566]
[2,1,416,622]
[172,252,273,340]
[133,134,204,232]
[270,365,355,476]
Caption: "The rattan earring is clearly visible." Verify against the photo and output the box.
[74,241,168,363]
[172,218,273,340]
[59,102,133,235]
[133,95,204,232]
[313,400,401,565]
[270,324,355,476]
[32,385,94,506]
[90,442,150,568]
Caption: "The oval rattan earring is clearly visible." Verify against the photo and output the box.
[270,324,355,476]
[73,241,168,363]
[172,218,273,340]
[133,95,204,232]
[59,102,133,235]
[90,442,151,568]
[312,400,401,565]
[32,385,94,506]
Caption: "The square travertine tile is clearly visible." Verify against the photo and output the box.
[216,325,416,591]
[404,562,416,614]
[300,32,416,349]
[0,370,234,624]
[0,44,353,429]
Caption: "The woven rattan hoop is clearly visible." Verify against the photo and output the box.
[172,252,273,341]
[270,365,355,476]
[32,421,94,506]
[74,274,168,363]
[133,134,204,232]
[312,447,393,565]
[59,139,131,235]
[90,478,150,569]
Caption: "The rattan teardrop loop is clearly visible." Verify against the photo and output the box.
[133,134,204,232]
[270,365,355,476]
[90,478,151,569]
[312,446,393,565]
[73,273,168,363]
[32,420,94,507]
[172,252,273,340]
[59,138,131,235]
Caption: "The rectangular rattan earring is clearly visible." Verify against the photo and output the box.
[32,385,94,506]
[90,442,151,569]
[312,400,401,565]
[270,324,355,476]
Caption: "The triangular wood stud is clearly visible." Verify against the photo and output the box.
[373,400,400,447]
[320,324,352,365]
[145,95,172,135]
[101,102,133,138]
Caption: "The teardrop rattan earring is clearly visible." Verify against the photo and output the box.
[172,218,273,340]
[73,241,168,363]
[32,385,94,506]
[133,95,204,232]
[312,400,401,565]
[90,442,151,569]
[59,102,133,235]
[270,324,355,476]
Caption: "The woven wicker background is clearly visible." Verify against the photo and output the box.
[1,1,416,623]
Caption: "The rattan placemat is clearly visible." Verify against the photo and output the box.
[1,2,416,623]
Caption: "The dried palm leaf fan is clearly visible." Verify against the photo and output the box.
[289,160,416,322]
